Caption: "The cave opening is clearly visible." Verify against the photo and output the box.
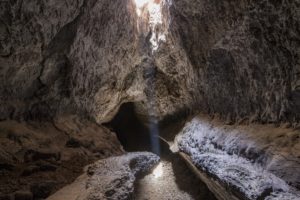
[104,103,217,199]
[104,102,157,153]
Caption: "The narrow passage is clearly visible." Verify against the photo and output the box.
[105,103,217,200]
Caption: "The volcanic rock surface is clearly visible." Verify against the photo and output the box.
[1,0,299,124]
[0,0,196,124]
[173,115,300,200]
[170,0,300,124]
[0,115,123,199]
[0,0,300,199]
[47,152,159,200]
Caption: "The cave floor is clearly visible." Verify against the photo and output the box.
[134,153,216,200]
[133,138,216,200]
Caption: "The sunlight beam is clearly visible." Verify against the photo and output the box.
[134,0,149,16]
[135,0,149,9]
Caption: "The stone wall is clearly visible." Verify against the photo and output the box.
[1,0,299,124]
[170,0,300,124]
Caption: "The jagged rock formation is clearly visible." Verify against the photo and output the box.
[170,0,300,124]
[0,0,85,121]
[1,0,299,124]
[173,115,300,199]
[47,152,159,200]
[0,0,197,124]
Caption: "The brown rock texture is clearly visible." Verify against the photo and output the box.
[0,0,197,123]
[0,0,85,120]
[170,0,300,124]
[47,152,159,200]
[174,115,300,199]
[0,115,123,198]
[1,0,299,124]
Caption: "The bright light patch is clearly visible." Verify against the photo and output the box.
[148,2,164,51]
[153,162,163,178]
[134,0,149,16]
[135,0,149,8]
[134,0,165,51]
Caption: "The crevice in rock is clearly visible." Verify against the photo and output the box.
[104,102,153,153]
[43,17,79,59]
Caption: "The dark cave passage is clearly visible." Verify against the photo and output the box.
[104,102,154,153]
[103,102,187,155]
[104,103,217,200]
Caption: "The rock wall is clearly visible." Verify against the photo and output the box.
[170,0,300,124]
[0,0,197,123]
[0,0,85,120]
[67,0,198,123]
[1,0,299,124]
[0,115,124,198]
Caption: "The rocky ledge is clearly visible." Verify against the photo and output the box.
[173,115,300,200]
[0,115,124,199]
[48,152,160,200]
